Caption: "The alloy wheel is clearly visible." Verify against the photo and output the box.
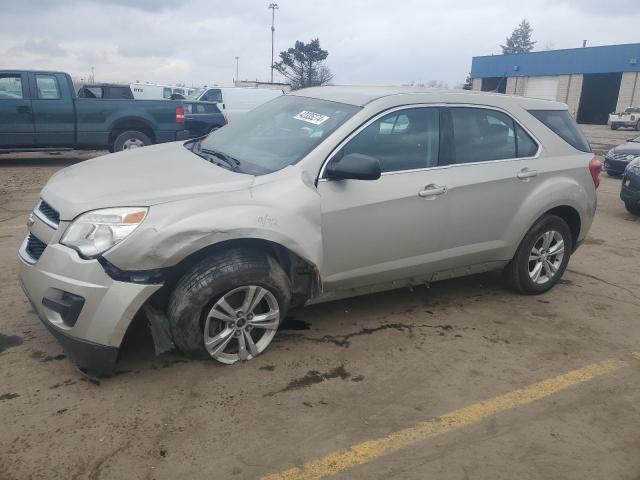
[528,230,565,285]
[203,285,280,364]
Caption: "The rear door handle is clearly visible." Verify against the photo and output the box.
[418,184,447,198]
[517,168,538,180]
[17,105,31,114]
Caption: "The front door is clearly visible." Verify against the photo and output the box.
[0,72,34,147]
[318,106,448,291]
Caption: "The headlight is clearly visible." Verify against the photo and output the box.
[61,207,148,258]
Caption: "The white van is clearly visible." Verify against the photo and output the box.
[187,87,283,122]
[130,83,196,100]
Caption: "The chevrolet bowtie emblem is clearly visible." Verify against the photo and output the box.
[27,213,35,228]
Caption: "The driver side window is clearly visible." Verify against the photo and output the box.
[342,107,439,173]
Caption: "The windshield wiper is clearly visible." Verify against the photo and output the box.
[201,148,241,172]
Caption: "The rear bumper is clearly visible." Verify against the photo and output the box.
[19,241,161,375]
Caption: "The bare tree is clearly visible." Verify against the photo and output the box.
[274,38,334,90]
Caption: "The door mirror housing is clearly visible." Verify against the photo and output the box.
[325,153,381,181]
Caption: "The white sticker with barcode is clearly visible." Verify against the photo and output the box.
[293,111,330,125]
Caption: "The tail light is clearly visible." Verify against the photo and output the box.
[589,157,603,189]
[175,106,185,123]
[223,114,229,125]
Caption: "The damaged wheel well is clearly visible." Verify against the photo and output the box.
[147,238,321,310]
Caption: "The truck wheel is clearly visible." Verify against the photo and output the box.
[636,121,640,131]
[113,130,151,151]
[611,124,618,130]
[625,201,640,215]
[167,249,291,364]
[503,214,573,295]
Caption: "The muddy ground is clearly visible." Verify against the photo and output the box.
[1,126,639,479]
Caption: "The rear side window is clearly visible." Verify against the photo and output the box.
[449,108,516,163]
[0,75,24,99]
[528,110,591,152]
[515,124,538,157]
[35,75,61,99]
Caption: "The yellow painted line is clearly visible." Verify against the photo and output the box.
[262,359,623,480]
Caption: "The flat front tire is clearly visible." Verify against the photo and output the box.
[504,214,573,294]
[167,249,291,363]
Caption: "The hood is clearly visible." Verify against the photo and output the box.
[41,142,254,220]
[612,141,640,156]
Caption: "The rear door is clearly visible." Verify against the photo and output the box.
[29,72,75,147]
[433,106,541,275]
[0,72,34,147]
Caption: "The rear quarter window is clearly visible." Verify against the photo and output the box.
[528,110,591,153]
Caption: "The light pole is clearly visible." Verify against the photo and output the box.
[268,3,279,83]
[235,56,240,84]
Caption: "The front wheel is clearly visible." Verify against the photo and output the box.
[167,249,291,363]
[504,214,573,294]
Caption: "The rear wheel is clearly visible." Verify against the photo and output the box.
[504,214,573,294]
[625,201,640,215]
[113,130,151,152]
[611,124,618,130]
[167,249,291,363]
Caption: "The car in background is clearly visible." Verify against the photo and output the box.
[609,107,640,131]
[130,82,196,100]
[621,158,640,215]
[0,70,190,152]
[187,86,283,122]
[78,83,134,100]
[603,135,640,176]
[18,87,600,375]
[183,102,227,137]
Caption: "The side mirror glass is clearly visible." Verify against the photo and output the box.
[325,153,381,181]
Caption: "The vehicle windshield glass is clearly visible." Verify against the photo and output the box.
[187,88,206,100]
[197,95,360,174]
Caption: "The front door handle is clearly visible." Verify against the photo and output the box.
[17,105,31,114]
[418,184,447,198]
[517,168,538,180]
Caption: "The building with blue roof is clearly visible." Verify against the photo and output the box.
[470,43,640,125]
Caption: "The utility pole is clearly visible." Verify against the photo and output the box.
[90,66,95,83]
[268,3,279,83]
[235,56,239,85]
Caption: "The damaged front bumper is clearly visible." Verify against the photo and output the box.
[19,240,162,376]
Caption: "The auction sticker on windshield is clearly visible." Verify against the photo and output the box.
[294,111,330,125]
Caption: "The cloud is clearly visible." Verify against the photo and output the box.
[1,0,639,88]
[23,39,67,57]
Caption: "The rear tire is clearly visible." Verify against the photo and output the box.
[625,201,640,216]
[504,214,573,295]
[113,130,151,152]
[611,124,618,130]
[167,249,291,363]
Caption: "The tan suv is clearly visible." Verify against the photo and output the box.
[19,86,601,375]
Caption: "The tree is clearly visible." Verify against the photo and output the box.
[273,38,334,90]
[501,19,536,55]
[462,73,473,90]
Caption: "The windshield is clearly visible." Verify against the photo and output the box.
[196,95,360,174]
[187,88,206,100]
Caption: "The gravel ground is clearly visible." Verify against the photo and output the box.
[1,127,639,479]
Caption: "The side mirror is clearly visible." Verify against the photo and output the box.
[325,153,381,181]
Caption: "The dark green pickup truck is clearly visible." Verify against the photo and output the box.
[0,70,191,152]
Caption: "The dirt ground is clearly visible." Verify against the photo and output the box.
[1,126,639,480]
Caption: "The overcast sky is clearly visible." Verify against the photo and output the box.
[2,0,639,88]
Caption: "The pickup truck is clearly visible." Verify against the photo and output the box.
[609,107,640,131]
[0,70,191,152]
